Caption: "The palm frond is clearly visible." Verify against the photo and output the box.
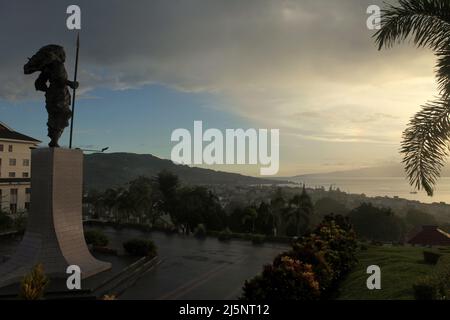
[401,99,450,196]
[374,0,450,51]
[436,49,450,99]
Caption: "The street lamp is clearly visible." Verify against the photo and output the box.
[76,147,109,153]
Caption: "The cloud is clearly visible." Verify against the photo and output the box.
[0,0,440,173]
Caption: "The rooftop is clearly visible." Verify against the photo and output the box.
[0,122,41,144]
[408,226,450,246]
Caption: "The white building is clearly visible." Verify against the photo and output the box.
[0,122,40,213]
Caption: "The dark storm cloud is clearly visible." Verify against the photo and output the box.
[0,0,393,100]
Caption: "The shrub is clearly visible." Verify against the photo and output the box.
[413,277,440,300]
[93,246,118,255]
[0,211,12,231]
[241,214,358,300]
[284,240,334,293]
[20,264,49,300]
[218,228,232,242]
[423,251,442,265]
[84,230,109,247]
[413,255,450,300]
[241,256,320,300]
[123,238,157,257]
[194,224,207,239]
[250,234,266,245]
[313,218,358,278]
[13,214,27,234]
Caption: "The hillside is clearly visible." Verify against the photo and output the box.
[83,153,284,191]
[339,246,450,300]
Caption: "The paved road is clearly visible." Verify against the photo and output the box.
[0,228,288,300]
[96,228,288,300]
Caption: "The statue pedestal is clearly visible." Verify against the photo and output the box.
[0,148,111,287]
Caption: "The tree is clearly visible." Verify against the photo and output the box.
[315,197,348,217]
[176,186,226,234]
[285,187,314,236]
[84,189,104,219]
[405,209,438,231]
[103,188,121,222]
[375,0,450,196]
[348,203,406,242]
[242,207,258,234]
[128,176,157,224]
[269,188,286,236]
[155,170,180,224]
[255,202,274,235]
[117,189,138,223]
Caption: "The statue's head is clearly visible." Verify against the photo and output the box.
[24,45,66,75]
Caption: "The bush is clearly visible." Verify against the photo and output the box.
[123,239,157,257]
[93,246,118,255]
[242,256,320,300]
[423,251,442,265]
[218,228,232,242]
[194,224,207,239]
[275,244,334,294]
[20,264,49,300]
[13,214,27,234]
[413,255,450,300]
[250,234,266,245]
[84,230,109,247]
[0,211,12,231]
[241,215,358,300]
[413,277,440,300]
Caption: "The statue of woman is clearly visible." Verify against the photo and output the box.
[24,45,78,147]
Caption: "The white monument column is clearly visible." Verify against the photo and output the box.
[0,148,111,287]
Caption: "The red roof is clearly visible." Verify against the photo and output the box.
[408,226,450,246]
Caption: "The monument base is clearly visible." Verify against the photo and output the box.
[0,148,111,287]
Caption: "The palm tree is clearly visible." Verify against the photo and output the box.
[375,0,450,196]
[128,176,154,224]
[285,186,313,236]
[269,188,286,236]
[117,190,139,223]
[103,188,121,222]
[242,207,258,234]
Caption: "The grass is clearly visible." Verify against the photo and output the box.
[337,245,449,300]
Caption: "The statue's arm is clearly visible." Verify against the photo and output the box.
[35,72,49,92]
[53,64,78,89]
[66,80,79,90]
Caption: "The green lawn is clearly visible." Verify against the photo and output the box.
[338,246,449,300]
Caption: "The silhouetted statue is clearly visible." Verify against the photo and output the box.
[24,45,78,148]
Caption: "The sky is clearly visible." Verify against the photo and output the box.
[0,0,439,176]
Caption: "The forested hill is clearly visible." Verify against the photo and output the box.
[83,152,284,191]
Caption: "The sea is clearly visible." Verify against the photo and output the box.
[292,177,450,205]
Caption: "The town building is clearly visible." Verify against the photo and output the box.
[0,122,40,214]
[408,226,450,247]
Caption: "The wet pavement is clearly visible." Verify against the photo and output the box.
[0,227,289,300]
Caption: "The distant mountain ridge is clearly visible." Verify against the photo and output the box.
[290,164,450,179]
[83,152,285,191]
